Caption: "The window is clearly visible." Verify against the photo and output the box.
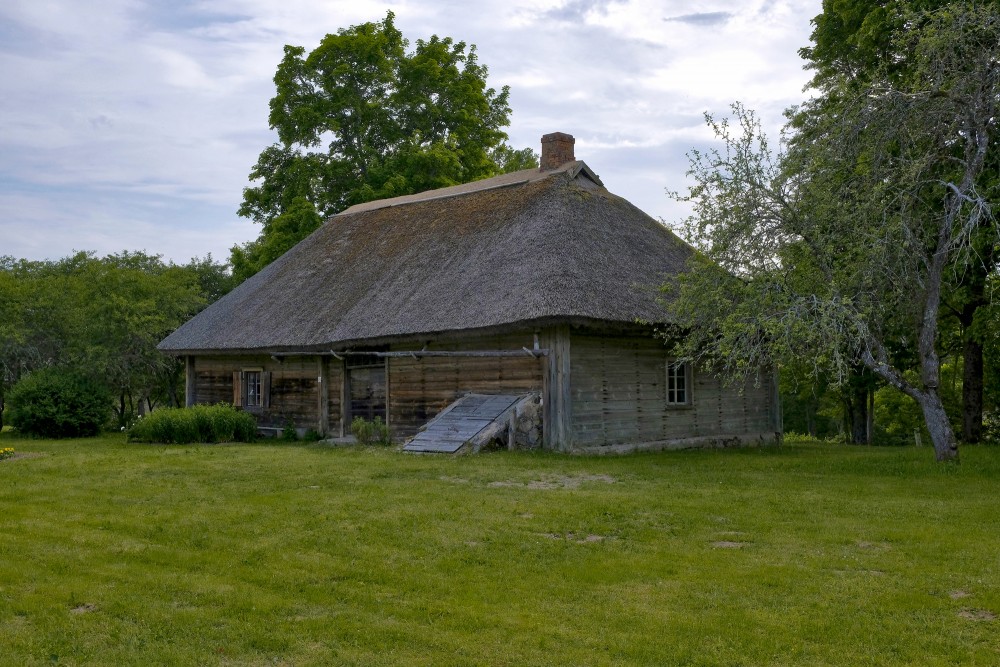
[666,361,690,406]
[245,370,262,408]
[233,369,269,409]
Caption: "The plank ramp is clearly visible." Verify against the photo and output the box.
[404,394,527,453]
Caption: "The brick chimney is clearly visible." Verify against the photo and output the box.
[540,132,575,170]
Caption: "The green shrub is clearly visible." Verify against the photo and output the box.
[281,420,299,441]
[127,404,257,444]
[6,368,112,438]
[351,416,392,445]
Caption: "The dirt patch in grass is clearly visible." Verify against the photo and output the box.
[831,568,885,576]
[1,452,47,462]
[711,541,749,549]
[540,532,611,544]
[439,475,472,484]
[70,603,97,615]
[957,608,995,621]
[949,590,972,600]
[488,474,616,490]
[856,540,892,551]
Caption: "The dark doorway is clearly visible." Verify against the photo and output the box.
[348,364,386,422]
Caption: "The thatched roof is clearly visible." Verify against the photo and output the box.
[159,160,694,354]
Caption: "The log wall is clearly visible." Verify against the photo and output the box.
[193,355,341,434]
[570,332,778,449]
[387,332,544,437]
[188,327,776,449]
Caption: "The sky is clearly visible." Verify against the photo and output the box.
[0,0,820,265]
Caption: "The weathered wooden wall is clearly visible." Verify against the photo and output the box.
[570,332,777,449]
[193,355,341,434]
[387,332,544,437]
[188,327,776,449]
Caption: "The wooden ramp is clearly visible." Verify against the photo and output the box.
[403,394,528,453]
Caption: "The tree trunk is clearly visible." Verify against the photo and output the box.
[917,390,959,462]
[963,336,983,443]
[118,393,127,427]
[845,383,869,444]
[958,240,993,444]
[867,389,875,444]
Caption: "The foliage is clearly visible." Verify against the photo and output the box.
[231,11,537,282]
[800,0,1000,445]
[6,367,112,438]
[126,404,257,444]
[281,420,299,442]
[78,252,207,427]
[0,446,13,460]
[183,254,237,304]
[667,5,1000,461]
[350,415,392,445]
[1,435,1000,664]
[231,197,323,281]
[799,0,995,89]
[0,251,233,430]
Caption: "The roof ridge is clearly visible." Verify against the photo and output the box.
[344,177,532,214]
[339,160,599,216]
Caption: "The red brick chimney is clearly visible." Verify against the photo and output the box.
[540,132,575,170]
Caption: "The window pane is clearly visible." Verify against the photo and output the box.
[245,371,262,407]
[667,362,688,405]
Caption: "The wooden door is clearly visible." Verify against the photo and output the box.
[348,365,386,421]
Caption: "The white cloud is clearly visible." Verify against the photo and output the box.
[0,0,821,263]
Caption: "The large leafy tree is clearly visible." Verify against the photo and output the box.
[0,253,232,430]
[232,11,536,281]
[667,4,1000,462]
[77,252,207,425]
[801,0,1000,443]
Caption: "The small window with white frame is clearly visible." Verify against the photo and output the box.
[666,361,691,406]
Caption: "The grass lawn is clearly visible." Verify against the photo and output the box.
[1,432,998,666]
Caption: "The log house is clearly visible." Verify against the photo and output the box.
[159,133,781,451]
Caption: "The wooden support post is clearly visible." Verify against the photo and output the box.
[508,411,516,451]
[339,356,349,438]
[542,326,572,451]
[319,355,330,436]
[384,357,391,429]
[184,356,196,408]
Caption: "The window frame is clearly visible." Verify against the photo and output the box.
[666,360,693,407]
[233,367,269,411]
[244,369,263,408]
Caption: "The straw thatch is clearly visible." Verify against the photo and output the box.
[159,160,694,354]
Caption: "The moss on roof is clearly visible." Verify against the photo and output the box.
[159,163,693,354]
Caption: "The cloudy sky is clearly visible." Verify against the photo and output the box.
[0,0,819,265]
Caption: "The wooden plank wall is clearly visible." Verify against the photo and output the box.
[570,332,776,448]
[387,333,544,437]
[194,355,341,434]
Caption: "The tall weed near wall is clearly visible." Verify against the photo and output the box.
[127,404,256,444]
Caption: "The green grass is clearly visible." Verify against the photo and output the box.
[1,433,998,666]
